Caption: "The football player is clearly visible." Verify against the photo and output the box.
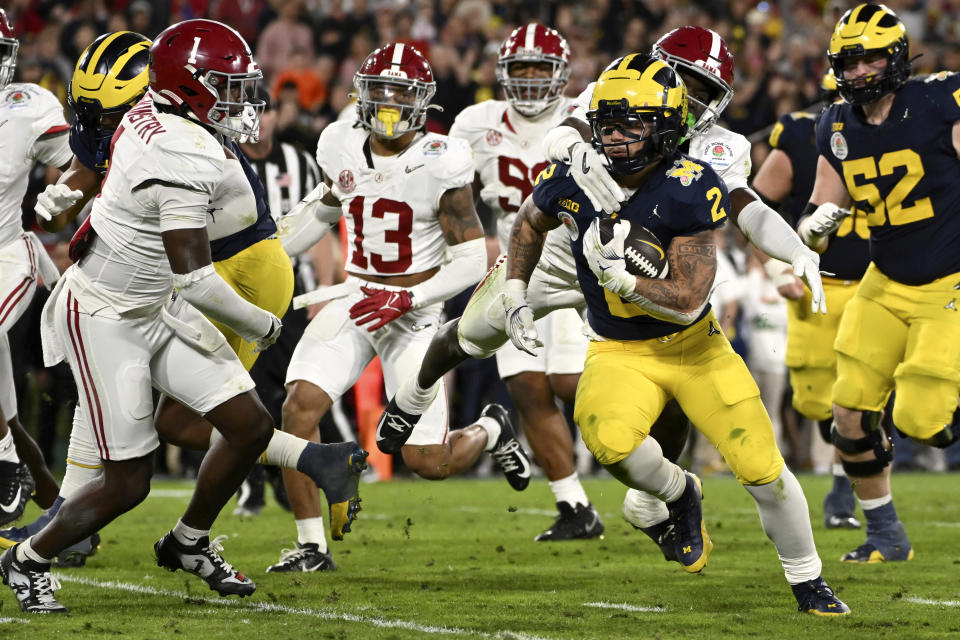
[752,69,868,530]
[448,24,601,541]
[0,8,71,525]
[0,20,364,614]
[804,3,960,563]
[268,43,531,573]
[515,54,848,616]
[1,31,367,569]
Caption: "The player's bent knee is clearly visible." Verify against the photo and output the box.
[282,381,331,434]
[734,456,784,486]
[831,410,892,476]
[575,410,638,466]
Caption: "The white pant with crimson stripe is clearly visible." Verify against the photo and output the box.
[45,274,255,461]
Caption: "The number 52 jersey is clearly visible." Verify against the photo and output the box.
[816,72,960,285]
[316,120,475,277]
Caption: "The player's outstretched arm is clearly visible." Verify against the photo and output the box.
[543,118,625,213]
[36,156,100,232]
[799,156,853,253]
[277,177,342,256]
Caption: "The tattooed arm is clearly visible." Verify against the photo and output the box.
[505,194,561,284]
[625,230,717,325]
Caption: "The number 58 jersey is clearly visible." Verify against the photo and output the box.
[316,121,475,277]
[816,72,960,285]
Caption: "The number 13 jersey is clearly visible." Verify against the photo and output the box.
[315,120,475,277]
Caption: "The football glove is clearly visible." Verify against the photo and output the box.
[349,286,413,332]
[569,142,625,214]
[788,245,827,314]
[502,279,542,356]
[254,314,282,353]
[36,183,84,221]
[798,203,851,248]
[582,217,636,299]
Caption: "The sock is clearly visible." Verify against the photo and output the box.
[262,430,308,469]
[295,517,328,552]
[17,537,51,564]
[396,376,440,415]
[860,495,899,538]
[60,460,103,501]
[549,473,589,508]
[18,496,65,537]
[172,519,209,546]
[0,431,18,463]
[745,467,822,584]
[612,437,686,502]
[622,488,669,528]
[476,416,501,452]
[831,464,853,495]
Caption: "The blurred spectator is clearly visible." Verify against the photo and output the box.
[256,0,315,82]
[271,49,330,112]
[213,0,269,45]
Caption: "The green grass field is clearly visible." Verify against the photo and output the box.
[1,472,958,639]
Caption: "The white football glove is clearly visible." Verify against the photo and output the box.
[569,142,625,214]
[789,245,827,314]
[582,217,636,299]
[36,183,84,221]
[798,202,851,249]
[253,314,282,353]
[502,279,542,356]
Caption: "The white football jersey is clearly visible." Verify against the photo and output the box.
[81,96,224,311]
[316,120,474,277]
[0,83,71,247]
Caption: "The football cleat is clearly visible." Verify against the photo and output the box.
[841,520,913,563]
[376,397,421,454]
[0,545,68,613]
[266,542,336,573]
[233,467,266,518]
[0,462,32,527]
[154,532,255,597]
[54,533,101,568]
[791,576,851,616]
[534,502,605,541]
[630,519,678,562]
[297,442,368,540]
[483,403,532,491]
[823,487,861,530]
[666,472,713,573]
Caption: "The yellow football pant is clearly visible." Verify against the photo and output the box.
[574,313,784,485]
[833,263,960,440]
[212,237,294,371]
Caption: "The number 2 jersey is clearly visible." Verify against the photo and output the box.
[816,72,960,285]
[532,154,730,341]
[316,120,475,277]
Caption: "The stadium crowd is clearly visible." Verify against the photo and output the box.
[0,0,958,616]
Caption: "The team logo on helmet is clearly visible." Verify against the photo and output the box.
[338,169,356,193]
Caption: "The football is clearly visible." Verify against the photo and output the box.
[596,217,669,279]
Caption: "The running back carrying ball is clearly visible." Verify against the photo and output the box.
[596,216,668,278]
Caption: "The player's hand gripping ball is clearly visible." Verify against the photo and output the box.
[595,217,668,279]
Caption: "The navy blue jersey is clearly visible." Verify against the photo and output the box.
[69,120,108,172]
[817,72,960,285]
[771,110,869,280]
[210,140,277,261]
[532,153,729,341]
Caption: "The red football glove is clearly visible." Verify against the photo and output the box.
[349,286,413,331]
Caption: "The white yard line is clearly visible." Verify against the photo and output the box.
[904,597,960,607]
[57,574,557,640]
[0,617,29,624]
[584,601,665,613]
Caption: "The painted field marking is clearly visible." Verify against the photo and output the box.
[57,574,558,639]
[0,617,30,624]
[584,602,666,613]
[904,597,960,607]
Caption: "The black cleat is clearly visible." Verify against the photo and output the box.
[631,519,678,562]
[376,397,421,454]
[0,545,68,613]
[154,532,255,597]
[791,576,851,616]
[297,442,368,540]
[0,462,32,527]
[233,466,266,518]
[483,404,532,491]
[535,502,605,541]
[666,473,713,573]
[823,485,861,530]
[266,542,336,573]
[54,533,101,568]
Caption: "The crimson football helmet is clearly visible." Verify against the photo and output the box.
[354,42,435,139]
[652,26,734,137]
[496,23,570,116]
[0,9,18,89]
[148,19,264,141]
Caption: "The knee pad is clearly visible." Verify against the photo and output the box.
[831,410,892,477]
[817,419,833,445]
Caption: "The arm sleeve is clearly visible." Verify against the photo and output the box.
[408,236,487,308]
[172,264,275,343]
